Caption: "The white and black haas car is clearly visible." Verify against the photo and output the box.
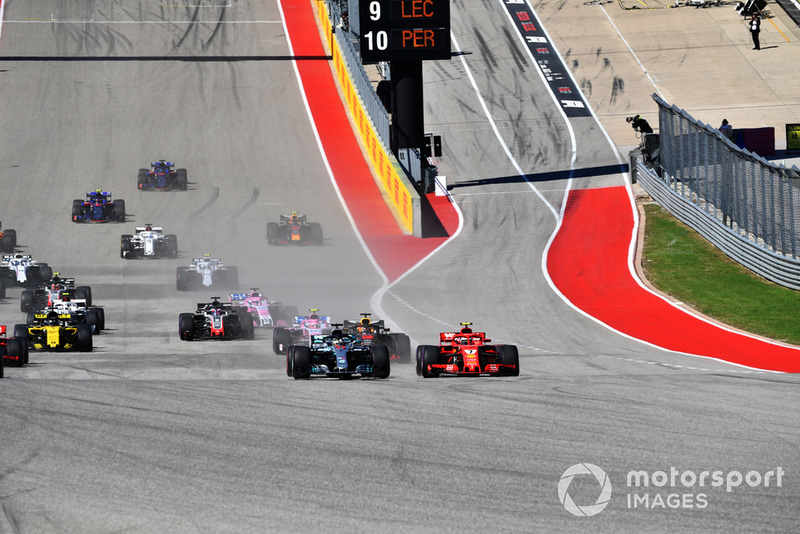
[1,254,53,288]
[137,160,188,191]
[120,224,178,259]
[176,255,238,291]
[178,297,254,341]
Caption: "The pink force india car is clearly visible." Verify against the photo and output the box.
[228,289,298,328]
[272,309,332,355]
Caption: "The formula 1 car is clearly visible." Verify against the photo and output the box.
[286,327,390,379]
[228,289,298,328]
[72,190,125,223]
[176,255,239,291]
[266,212,323,245]
[178,297,255,341]
[1,254,53,288]
[342,313,411,363]
[272,309,332,355]
[416,323,519,378]
[15,312,93,352]
[1,324,29,370]
[137,160,188,191]
[121,224,178,259]
[20,273,93,312]
[26,290,105,334]
[0,222,16,252]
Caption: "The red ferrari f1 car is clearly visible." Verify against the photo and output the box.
[416,323,519,377]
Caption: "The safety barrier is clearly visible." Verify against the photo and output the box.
[313,0,421,236]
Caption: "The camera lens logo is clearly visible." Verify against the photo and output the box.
[558,463,612,517]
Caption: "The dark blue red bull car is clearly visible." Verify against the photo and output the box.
[138,160,188,191]
[72,190,125,223]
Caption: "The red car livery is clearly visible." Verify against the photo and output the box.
[416,323,519,377]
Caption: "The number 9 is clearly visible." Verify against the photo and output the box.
[370,1,381,21]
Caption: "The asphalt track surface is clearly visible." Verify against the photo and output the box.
[0,1,798,533]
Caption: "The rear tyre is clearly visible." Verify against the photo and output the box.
[5,338,24,367]
[266,222,279,244]
[420,345,440,378]
[390,333,411,363]
[19,337,29,365]
[165,234,178,258]
[273,327,290,355]
[113,199,126,222]
[86,309,101,334]
[0,278,5,299]
[91,307,105,330]
[2,228,16,251]
[137,169,148,190]
[310,223,323,245]
[76,286,93,306]
[14,324,28,340]
[120,235,133,259]
[179,313,194,341]
[291,346,311,379]
[371,345,390,379]
[176,169,188,190]
[500,345,520,376]
[72,200,83,222]
[77,325,93,352]
[20,289,34,312]
[176,268,189,291]
[39,265,53,283]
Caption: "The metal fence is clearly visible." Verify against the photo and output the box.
[653,93,800,259]
[326,1,391,146]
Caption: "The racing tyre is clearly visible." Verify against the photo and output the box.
[26,312,36,326]
[4,338,24,368]
[286,346,296,377]
[371,345,390,379]
[500,345,520,376]
[113,199,126,222]
[20,289,34,312]
[120,235,133,258]
[137,169,148,190]
[165,234,178,258]
[2,228,16,251]
[176,169,188,190]
[86,309,101,334]
[76,286,92,306]
[0,278,5,300]
[179,313,195,340]
[14,324,28,340]
[419,345,440,378]
[310,223,323,245]
[176,268,189,291]
[90,307,105,331]
[39,265,52,284]
[240,316,255,340]
[273,327,290,355]
[266,222,279,244]
[17,337,29,365]
[291,346,311,379]
[77,325,93,352]
[390,333,411,363]
[72,200,83,222]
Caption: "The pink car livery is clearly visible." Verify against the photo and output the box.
[272,309,332,355]
[228,289,297,328]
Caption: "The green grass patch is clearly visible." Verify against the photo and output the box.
[641,203,800,345]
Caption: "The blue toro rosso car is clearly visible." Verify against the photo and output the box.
[72,190,125,223]
[138,160,188,191]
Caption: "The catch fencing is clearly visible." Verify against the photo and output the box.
[637,94,800,289]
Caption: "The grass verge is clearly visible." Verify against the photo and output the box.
[641,203,800,346]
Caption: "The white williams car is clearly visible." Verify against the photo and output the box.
[120,224,178,259]
[176,255,238,291]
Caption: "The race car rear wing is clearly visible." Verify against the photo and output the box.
[440,331,490,345]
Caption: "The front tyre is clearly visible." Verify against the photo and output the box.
[371,345,390,379]
[420,345,440,378]
[291,346,311,379]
